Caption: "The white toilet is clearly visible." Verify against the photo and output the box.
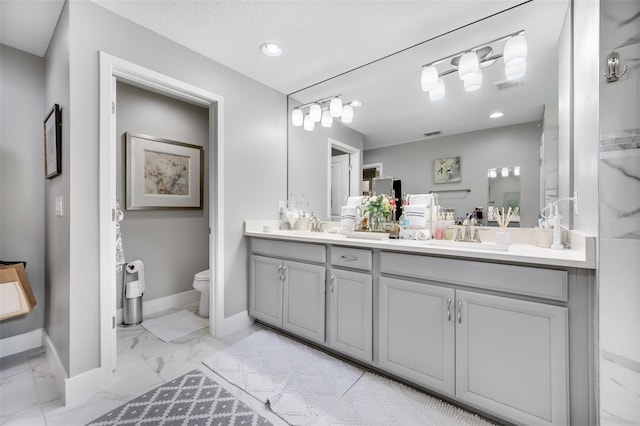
[192,269,210,318]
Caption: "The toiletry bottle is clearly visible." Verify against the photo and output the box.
[435,214,444,240]
[398,213,409,239]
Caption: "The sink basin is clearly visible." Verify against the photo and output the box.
[423,239,509,251]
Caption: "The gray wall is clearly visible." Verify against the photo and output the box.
[44,1,72,374]
[0,45,45,339]
[43,1,287,377]
[115,82,209,308]
[364,121,542,227]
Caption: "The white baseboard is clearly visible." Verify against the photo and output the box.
[217,310,252,337]
[0,328,43,358]
[44,331,102,407]
[116,289,200,324]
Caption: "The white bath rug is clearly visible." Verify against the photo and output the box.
[141,310,208,342]
[310,372,495,426]
[202,330,363,409]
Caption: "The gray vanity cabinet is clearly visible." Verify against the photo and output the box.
[455,290,568,426]
[328,247,373,362]
[379,276,456,396]
[249,239,326,344]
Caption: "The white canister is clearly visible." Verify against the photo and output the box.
[495,230,511,245]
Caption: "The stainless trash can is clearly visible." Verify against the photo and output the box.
[122,260,144,325]
[123,293,142,325]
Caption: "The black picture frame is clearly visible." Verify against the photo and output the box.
[44,104,61,179]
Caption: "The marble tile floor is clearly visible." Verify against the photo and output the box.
[1,302,493,426]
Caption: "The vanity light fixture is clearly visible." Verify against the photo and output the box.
[501,167,510,177]
[421,30,526,101]
[513,166,521,176]
[489,111,505,118]
[488,168,498,178]
[259,42,282,57]
[291,95,360,130]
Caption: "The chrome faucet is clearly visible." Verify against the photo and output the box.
[308,212,323,232]
[454,215,483,242]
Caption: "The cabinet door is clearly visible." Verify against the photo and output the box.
[283,260,326,343]
[379,277,455,395]
[329,269,372,362]
[249,255,283,327]
[456,290,568,426]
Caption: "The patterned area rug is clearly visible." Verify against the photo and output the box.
[86,369,272,426]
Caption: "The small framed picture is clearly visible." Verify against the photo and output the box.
[44,104,62,179]
[434,156,461,184]
[125,132,204,210]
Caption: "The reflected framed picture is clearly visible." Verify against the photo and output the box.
[44,104,62,179]
[125,132,204,210]
[434,156,461,184]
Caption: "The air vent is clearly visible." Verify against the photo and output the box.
[424,131,442,137]
[495,79,525,90]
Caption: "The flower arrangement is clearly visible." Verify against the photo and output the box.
[362,194,396,231]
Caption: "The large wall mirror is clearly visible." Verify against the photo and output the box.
[287,0,571,228]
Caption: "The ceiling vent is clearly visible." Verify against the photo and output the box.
[494,79,525,90]
[424,131,442,137]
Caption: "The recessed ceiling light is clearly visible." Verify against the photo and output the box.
[259,42,282,57]
[489,111,504,119]
[350,100,363,107]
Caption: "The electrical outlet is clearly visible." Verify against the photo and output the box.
[55,195,63,216]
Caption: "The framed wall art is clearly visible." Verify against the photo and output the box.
[434,156,461,184]
[44,104,62,179]
[125,132,204,210]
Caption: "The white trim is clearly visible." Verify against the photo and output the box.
[44,331,102,406]
[326,138,361,219]
[115,289,200,324]
[99,53,225,393]
[0,328,43,358]
[217,310,253,337]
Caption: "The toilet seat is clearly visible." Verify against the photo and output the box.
[192,269,210,318]
[194,269,210,281]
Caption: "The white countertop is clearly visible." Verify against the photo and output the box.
[245,221,596,269]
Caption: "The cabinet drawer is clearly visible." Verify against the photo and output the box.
[252,238,325,263]
[380,252,568,301]
[331,246,372,271]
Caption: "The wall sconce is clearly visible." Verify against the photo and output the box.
[421,31,527,101]
[291,95,361,131]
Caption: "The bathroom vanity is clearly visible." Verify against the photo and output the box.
[245,222,597,426]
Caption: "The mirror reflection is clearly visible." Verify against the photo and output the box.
[488,166,521,227]
[287,0,570,228]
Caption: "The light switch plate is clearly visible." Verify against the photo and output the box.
[55,196,63,216]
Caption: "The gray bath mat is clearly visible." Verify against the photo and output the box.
[86,369,272,426]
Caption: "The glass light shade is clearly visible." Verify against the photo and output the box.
[303,114,314,131]
[329,97,343,117]
[291,108,303,126]
[489,168,497,178]
[501,167,509,177]
[514,166,521,176]
[321,109,333,127]
[504,34,527,66]
[309,103,322,122]
[458,51,479,80]
[429,78,445,101]
[421,66,439,92]
[464,69,482,92]
[341,104,354,123]
[505,60,527,81]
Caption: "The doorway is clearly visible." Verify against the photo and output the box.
[98,53,225,384]
[327,138,361,220]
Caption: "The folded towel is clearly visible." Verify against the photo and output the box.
[407,194,434,207]
[346,196,365,207]
[340,206,357,229]
[404,204,427,228]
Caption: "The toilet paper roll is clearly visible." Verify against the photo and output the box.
[125,280,142,299]
[125,260,145,296]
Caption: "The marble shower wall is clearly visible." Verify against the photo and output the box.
[599,1,640,424]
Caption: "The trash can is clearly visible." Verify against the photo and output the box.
[123,260,145,325]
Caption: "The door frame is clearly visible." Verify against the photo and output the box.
[326,138,361,219]
[98,52,225,384]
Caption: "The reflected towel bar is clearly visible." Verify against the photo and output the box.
[429,189,471,193]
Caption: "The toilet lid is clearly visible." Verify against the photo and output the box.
[194,269,210,280]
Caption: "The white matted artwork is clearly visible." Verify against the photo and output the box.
[434,156,461,184]
[125,132,203,210]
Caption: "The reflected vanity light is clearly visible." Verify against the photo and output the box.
[514,166,521,176]
[421,30,526,100]
[501,167,510,177]
[488,168,498,178]
[291,95,360,129]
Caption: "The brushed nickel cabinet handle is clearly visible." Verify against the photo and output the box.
[447,297,451,322]
[330,275,335,292]
[457,300,462,324]
[340,255,358,262]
